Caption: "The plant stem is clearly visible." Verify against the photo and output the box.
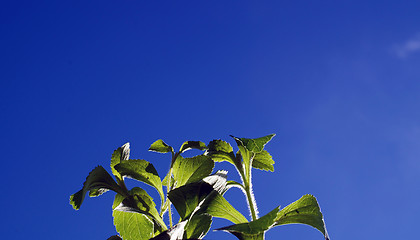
[167,167,173,228]
[244,181,258,221]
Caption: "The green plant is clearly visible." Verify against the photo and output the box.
[70,134,329,240]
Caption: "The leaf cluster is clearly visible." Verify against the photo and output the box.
[70,135,329,240]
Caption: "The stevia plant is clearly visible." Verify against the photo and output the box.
[70,134,329,240]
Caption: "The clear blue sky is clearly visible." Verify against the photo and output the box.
[1,1,420,239]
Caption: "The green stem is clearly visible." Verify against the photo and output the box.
[244,180,258,221]
[165,151,179,228]
[167,167,173,228]
[238,154,258,221]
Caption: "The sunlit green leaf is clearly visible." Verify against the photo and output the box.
[184,214,212,239]
[198,192,248,224]
[252,150,274,172]
[206,139,237,166]
[231,134,275,153]
[275,194,329,239]
[110,143,130,181]
[179,141,207,153]
[149,139,173,153]
[113,187,166,232]
[70,166,122,210]
[114,159,164,203]
[172,155,214,187]
[113,188,155,240]
[231,134,275,180]
[216,206,280,240]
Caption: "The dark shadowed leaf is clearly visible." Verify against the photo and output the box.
[168,172,247,224]
[275,195,329,240]
[107,235,122,240]
[216,206,280,240]
[149,139,173,153]
[70,166,122,210]
[179,141,207,153]
[114,159,164,202]
[150,221,186,240]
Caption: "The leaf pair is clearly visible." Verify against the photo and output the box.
[218,195,329,240]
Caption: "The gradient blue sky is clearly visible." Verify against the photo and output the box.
[1,1,420,239]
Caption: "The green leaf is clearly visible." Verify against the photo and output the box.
[179,141,207,153]
[149,139,173,153]
[231,134,275,153]
[184,214,212,239]
[70,166,122,210]
[206,139,237,166]
[110,143,130,181]
[231,134,275,180]
[168,172,247,224]
[198,192,248,224]
[216,206,280,240]
[275,194,329,240]
[113,188,155,240]
[172,155,214,187]
[252,150,275,172]
[113,187,166,232]
[114,159,164,203]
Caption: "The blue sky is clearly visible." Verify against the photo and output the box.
[1,1,420,239]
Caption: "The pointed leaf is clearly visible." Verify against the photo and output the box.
[198,192,248,224]
[114,159,164,203]
[252,150,275,172]
[231,134,275,153]
[110,143,130,180]
[231,134,275,179]
[184,214,212,239]
[179,141,207,153]
[172,155,214,187]
[70,166,122,210]
[206,140,237,166]
[275,195,329,240]
[216,206,280,240]
[113,189,155,240]
[149,139,173,153]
